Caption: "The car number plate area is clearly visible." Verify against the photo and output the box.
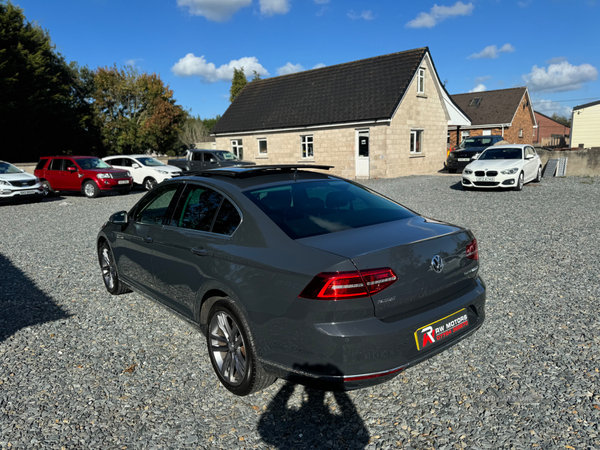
[475,177,495,182]
[118,180,130,185]
[414,309,469,351]
[20,190,36,195]
[457,158,471,162]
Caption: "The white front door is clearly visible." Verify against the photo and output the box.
[356,130,370,179]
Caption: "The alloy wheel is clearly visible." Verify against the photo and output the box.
[209,311,247,386]
[100,246,116,290]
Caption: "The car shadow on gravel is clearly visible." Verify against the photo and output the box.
[0,252,70,342]
[257,367,370,449]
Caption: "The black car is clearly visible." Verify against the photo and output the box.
[446,135,506,173]
[97,165,486,396]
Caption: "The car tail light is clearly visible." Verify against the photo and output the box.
[299,268,397,300]
[466,239,478,260]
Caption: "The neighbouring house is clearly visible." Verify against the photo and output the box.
[570,100,600,149]
[533,111,570,147]
[211,47,470,179]
[448,87,536,147]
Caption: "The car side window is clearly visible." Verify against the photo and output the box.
[108,158,121,166]
[170,184,224,232]
[36,159,48,170]
[122,158,133,167]
[203,153,215,162]
[64,159,77,170]
[133,184,180,225]
[212,199,241,236]
[49,159,63,171]
[192,152,203,161]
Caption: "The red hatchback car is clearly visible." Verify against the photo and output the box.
[35,156,133,198]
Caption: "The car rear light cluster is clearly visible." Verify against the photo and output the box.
[300,268,397,300]
[466,239,479,260]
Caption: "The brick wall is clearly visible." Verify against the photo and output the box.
[215,57,448,179]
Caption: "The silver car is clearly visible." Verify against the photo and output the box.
[0,161,45,203]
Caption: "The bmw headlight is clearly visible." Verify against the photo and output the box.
[464,169,473,175]
[97,173,113,179]
[501,168,519,175]
[155,170,168,174]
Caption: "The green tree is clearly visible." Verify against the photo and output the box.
[203,115,221,132]
[229,67,247,103]
[252,70,261,82]
[551,112,572,128]
[92,65,186,155]
[179,114,208,148]
[0,1,98,161]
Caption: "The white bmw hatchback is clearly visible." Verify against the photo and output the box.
[103,155,182,191]
[461,144,542,191]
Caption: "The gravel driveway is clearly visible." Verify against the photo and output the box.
[1,176,599,449]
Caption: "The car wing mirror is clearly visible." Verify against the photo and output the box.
[67,166,77,172]
[525,154,534,160]
[109,210,129,225]
[210,159,217,163]
[132,163,141,168]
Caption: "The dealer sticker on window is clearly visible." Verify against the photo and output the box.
[414,309,469,351]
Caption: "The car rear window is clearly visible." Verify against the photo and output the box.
[244,180,415,239]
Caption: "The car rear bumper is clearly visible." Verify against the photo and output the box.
[256,277,486,390]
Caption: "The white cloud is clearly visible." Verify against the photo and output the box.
[523,61,598,93]
[468,43,515,59]
[177,0,251,22]
[312,63,326,69]
[470,84,487,93]
[125,58,143,67]
[172,54,269,83]
[277,62,305,75]
[316,6,330,16]
[348,10,375,20]
[547,56,567,64]
[259,0,291,16]
[533,99,573,117]
[406,1,473,28]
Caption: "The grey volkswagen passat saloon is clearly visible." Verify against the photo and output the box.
[97,165,486,396]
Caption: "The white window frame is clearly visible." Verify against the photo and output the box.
[301,135,313,159]
[231,139,243,159]
[257,138,268,156]
[417,68,425,95]
[519,129,523,138]
[410,130,423,155]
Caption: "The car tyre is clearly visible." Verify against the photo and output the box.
[41,180,54,197]
[98,242,131,295]
[514,172,524,191]
[207,298,276,396]
[143,177,157,191]
[534,166,542,183]
[83,180,100,198]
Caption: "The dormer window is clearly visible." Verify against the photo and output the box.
[417,68,425,94]
[469,98,482,107]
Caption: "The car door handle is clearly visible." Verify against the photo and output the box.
[191,247,208,256]
[144,236,153,243]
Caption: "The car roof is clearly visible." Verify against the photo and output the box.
[168,165,338,191]
[104,154,153,159]
[40,155,97,159]
[485,144,528,150]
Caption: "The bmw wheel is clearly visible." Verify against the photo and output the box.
[98,242,131,295]
[514,172,524,191]
[143,177,157,191]
[207,298,276,396]
[535,166,542,183]
[83,180,100,198]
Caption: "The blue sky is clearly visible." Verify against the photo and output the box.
[15,0,600,120]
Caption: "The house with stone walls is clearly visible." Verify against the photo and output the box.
[210,47,470,179]
[448,87,536,148]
